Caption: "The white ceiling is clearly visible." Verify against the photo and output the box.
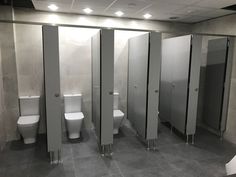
[31,0,236,23]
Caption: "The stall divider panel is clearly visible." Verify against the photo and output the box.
[146,32,161,140]
[42,25,62,163]
[203,38,228,131]
[221,37,235,133]
[100,29,114,146]
[92,31,101,141]
[128,33,149,139]
[186,35,202,135]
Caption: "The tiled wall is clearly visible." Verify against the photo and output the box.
[0,21,20,141]
[59,27,99,130]
[14,24,46,133]
[0,48,6,149]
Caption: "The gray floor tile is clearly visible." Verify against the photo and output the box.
[74,155,121,177]
[1,124,236,177]
[4,164,29,177]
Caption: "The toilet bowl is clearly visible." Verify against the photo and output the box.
[64,94,84,139]
[17,96,40,144]
[113,93,124,134]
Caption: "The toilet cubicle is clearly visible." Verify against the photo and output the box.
[113,30,161,150]
[159,34,235,143]
[196,36,234,137]
[128,32,161,149]
[43,25,114,161]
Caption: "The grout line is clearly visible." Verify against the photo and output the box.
[114,161,125,177]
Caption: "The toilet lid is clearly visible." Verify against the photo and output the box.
[65,112,84,120]
[17,115,40,125]
[113,110,124,117]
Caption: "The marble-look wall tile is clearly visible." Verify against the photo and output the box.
[0,22,20,142]
[14,24,45,134]
[0,47,6,149]
[59,27,98,130]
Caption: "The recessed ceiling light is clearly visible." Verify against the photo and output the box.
[48,4,58,11]
[143,13,152,19]
[115,11,124,17]
[83,8,93,14]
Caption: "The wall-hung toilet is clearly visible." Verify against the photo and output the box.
[17,96,40,144]
[113,92,124,134]
[64,94,84,139]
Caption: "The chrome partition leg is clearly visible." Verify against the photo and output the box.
[186,134,189,144]
[50,150,62,164]
[147,140,150,150]
[220,131,224,141]
[101,145,105,156]
[192,135,195,145]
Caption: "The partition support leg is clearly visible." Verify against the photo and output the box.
[147,140,150,150]
[220,131,224,141]
[101,145,105,156]
[192,135,195,145]
[186,135,189,144]
[49,150,61,164]
[109,144,113,156]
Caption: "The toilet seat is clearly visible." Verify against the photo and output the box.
[17,115,40,126]
[113,110,124,117]
[65,112,84,120]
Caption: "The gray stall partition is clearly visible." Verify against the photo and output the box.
[203,37,234,135]
[128,32,161,148]
[92,29,114,154]
[221,37,235,133]
[160,35,202,143]
[42,26,62,163]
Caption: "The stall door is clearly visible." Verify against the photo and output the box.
[42,26,62,161]
[92,29,114,146]
[128,33,149,138]
[203,38,228,130]
[162,35,192,134]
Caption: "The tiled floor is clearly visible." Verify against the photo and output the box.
[0,123,236,177]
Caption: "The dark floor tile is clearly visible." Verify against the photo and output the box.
[4,164,29,177]
[113,150,162,174]
[28,160,75,177]
[72,142,99,159]
[0,146,34,167]
[74,155,121,177]
[113,136,145,153]
[123,167,164,177]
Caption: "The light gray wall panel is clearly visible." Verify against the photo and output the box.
[100,29,114,145]
[146,32,161,140]
[186,35,202,135]
[43,26,62,152]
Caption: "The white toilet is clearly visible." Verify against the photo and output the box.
[113,92,124,134]
[17,96,40,144]
[64,94,84,139]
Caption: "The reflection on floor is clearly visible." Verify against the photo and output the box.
[0,123,236,177]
